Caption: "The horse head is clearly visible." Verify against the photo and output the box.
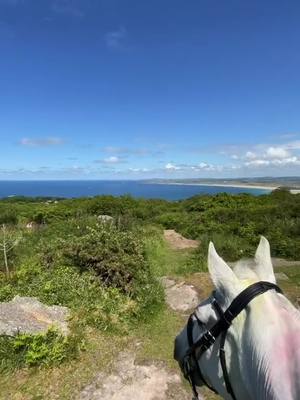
[174,237,300,400]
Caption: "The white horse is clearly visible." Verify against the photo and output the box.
[174,237,300,399]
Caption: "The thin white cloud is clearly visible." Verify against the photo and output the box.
[265,146,290,159]
[165,163,181,171]
[52,0,84,17]
[104,27,127,49]
[19,137,65,147]
[244,159,270,167]
[286,140,300,150]
[94,156,127,165]
[128,167,150,173]
[245,151,256,160]
[279,133,299,139]
[244,157,300,168]
[104,156,121,164]
[103,146,148,156]
[164,162,222,173]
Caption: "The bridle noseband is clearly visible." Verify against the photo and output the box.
[179,281,283,400]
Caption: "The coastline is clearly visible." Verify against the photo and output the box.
[151,182,300,193]
[154,182,278,191]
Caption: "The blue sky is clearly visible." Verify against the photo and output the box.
[0,0,300,179]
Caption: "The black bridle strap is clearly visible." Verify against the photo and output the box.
[187,315,218,394]
[213,299,237,399]
[219,330,236,400]
[192,281,282,355]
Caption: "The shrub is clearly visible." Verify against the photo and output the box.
[60,223,152,295]
[0,327,83,372]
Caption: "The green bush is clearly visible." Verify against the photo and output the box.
[0,261,137,332]
[0,327,83,372]
[60,223,153,295]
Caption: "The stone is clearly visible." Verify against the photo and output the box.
[160,276,176,289]
[165,282,199,312]
[78,351,196,400]
[97,215,113,223]
[0,296,70,336]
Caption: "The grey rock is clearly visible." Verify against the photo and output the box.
[160,276,176,289]
[0,296,70,336]
[78,351,195,400]
[97,215,113,223]
[165,282,199,313]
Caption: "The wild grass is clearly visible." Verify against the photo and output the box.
[143,225,206,276]
[0,329,128,400]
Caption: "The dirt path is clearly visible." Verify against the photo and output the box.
[272,258,300,268]
[164,229,199,250]
[79,351,194,400]
[77,232,215,400]
[78,280,204,399]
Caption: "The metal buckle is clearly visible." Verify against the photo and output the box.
[201,331,216,350]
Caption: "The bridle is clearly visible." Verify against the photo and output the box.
[179,281,283,400]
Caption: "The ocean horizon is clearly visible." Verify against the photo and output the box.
[0,180,271,201]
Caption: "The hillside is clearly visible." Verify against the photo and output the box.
[0,189,299,399]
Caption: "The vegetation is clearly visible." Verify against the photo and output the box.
[0,189,299,399]
[0,327,83,372]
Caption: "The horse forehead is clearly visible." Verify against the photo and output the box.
[233,259,260,280]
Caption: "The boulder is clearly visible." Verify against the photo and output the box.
[97,215,114,223]
[0,296,70,336]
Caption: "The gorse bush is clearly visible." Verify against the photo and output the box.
[61,223,149,294]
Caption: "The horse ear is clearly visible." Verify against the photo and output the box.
[208,242,240,296]
[254,236,276,284]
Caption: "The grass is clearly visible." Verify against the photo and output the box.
[274,265,300,304]
[144,226,203,277]
[0,329,128,400]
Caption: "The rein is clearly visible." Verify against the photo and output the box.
[182,281,283,400]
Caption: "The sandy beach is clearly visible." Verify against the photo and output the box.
[160,182,278,191]
[159,182,300,193]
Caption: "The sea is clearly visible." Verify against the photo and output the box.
[0,180,271,201]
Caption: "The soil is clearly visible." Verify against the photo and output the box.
[164,229,199,250]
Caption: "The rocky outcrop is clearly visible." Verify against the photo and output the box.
[0,296,70,336]
[79,351,194,400]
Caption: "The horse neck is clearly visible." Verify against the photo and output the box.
[236,294,300,400]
